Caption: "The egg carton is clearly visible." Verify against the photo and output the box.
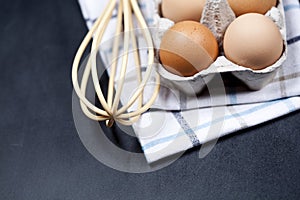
[151,0,287,95]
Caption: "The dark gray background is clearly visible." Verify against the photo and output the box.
[1,0,300,199]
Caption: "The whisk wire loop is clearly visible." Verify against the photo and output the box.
[72,0,160,126]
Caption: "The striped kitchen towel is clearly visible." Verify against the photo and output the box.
[78,0,300,163]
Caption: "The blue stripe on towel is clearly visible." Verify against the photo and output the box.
[283,98,297,112]
[284,4,300,11]
[172,111,200,147]
[287,35,300,45]
[228,86,237,104]
[142,99,287,151]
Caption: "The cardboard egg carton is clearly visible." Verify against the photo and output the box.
[152,0,287,95]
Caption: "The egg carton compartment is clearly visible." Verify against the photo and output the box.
[151,0,287,94]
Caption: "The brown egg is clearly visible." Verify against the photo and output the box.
[159,21,218,77]
[161,0,206,23]
[223,13,283,70]
[227,0,277,16]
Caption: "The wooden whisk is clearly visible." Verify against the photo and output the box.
[72,0,160,127]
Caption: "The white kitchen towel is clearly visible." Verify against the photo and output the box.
[77,0,300,163]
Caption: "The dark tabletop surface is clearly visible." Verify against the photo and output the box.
[1,0,300,199]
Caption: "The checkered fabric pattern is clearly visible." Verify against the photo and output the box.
[78,0,300,163]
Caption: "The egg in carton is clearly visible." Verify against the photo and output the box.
[151,0,287,95]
